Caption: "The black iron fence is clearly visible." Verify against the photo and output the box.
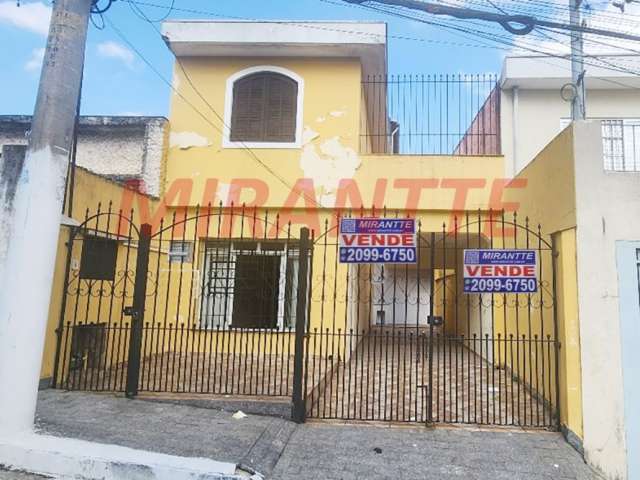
[304,211,558,428]
[52,205,558,429]
[360,74,501,156]
[52,205,311,410]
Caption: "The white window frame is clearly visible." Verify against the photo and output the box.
[168,240,194,263]
[222,65,305,150]
[560,117,640,172]
[199,240,298,331]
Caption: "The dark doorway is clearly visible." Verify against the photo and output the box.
[232,254,281,328]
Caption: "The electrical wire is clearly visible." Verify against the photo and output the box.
[336,0,640,86]
[127,0,498,50]
[91,0,114,14]
[334,0,640,81]
[127,0,176,23]
[481,0,640,74]
[126,0,640,69]
[123,0,640,88]
[347,0,640,42]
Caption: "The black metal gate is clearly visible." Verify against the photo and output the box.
[52,205,312,421]
[303,210,559,429]
[52,205,558,429]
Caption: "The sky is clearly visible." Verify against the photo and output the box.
[0,0,638,117]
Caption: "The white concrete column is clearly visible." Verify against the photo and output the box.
[0,0,92,435]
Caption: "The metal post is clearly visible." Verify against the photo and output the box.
[51,227,77,388]
[551,234,562,430]
[125,223,152,398]
[427,231,436,424]
[292,227,310,423]
[570,0,586,120]
[0,0,93,435]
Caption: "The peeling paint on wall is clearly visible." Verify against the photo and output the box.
[299,134,361,207]
[302,127,320,146]
[170,131,212,150]
[329,110,346,118]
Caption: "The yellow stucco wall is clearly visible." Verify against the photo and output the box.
[166,57,361,208]
[503,125,583,439]
[503,126,576,233]
[41,168,160,381]
[164,56,505,213]
[554,227,583,438]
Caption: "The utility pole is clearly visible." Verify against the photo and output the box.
[570,0,587,120]
[0,0,93,435]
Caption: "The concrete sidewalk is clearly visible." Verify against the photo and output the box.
[28,390,599,480]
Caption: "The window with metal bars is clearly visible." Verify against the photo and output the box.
[562,118,640,171]
[602,119,640,171]
[199,240,300,330]
[168,241,193,263]
[230,72,298,143]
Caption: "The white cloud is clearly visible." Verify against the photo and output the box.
[24,47,45,72]
[0,1,51,36]
[97,41,135,68]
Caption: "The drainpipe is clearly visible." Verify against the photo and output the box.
[511,86,519,177]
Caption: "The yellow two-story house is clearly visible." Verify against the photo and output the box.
[44,18,609,475]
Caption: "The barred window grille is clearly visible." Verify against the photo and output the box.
[168,241,193,263]
[602,119,640,171]
[561,118,640,171]
[199,241,300,330]
[230,72,298,143]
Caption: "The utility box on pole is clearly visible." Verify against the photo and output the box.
[0,0,93,435]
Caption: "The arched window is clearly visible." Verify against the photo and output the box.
[224,67,303,148]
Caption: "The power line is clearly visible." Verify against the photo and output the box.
[127,0,497,50]
[335,0,640,82]
[351,0,640,82]
[127,0,640,78]
[342,0,640,42]
[127,0,175,22]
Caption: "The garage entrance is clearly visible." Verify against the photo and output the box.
[304,211,559,428]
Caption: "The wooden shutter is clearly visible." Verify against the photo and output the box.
[230,72,298,143]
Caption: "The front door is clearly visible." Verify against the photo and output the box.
[370,265,429,326]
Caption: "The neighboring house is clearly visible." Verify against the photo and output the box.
[459,54,640,176]
[23,20,639,480]
[0,115,168,197]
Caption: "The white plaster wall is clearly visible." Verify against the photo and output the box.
[370,266,431,326]
[572,121,640,479]
[0,118,167,196]
[75,130,145,176]
[502,89,640,177]
[141,120,167,197]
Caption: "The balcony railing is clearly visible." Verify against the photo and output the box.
[360,74,500,156]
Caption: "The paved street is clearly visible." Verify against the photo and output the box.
[26,390,600,480]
